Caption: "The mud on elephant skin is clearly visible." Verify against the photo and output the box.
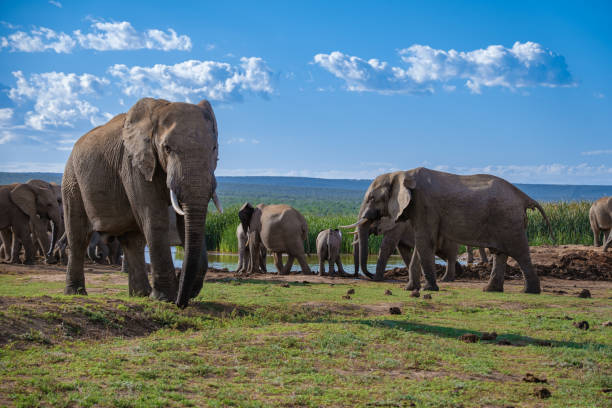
[62,97,222,308]
[316,228,347,276]
[239,202,312,275]
[0,180,63,265]
[344,167,554,294]
[589,196,612,252]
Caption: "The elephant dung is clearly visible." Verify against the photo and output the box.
[573,320,589,330]
[422,294,432,300]
[410,290,420,298]
[523,373,548,383]
[347,288,355,295]
[389,307,401,315]
[577,289,591,298]
[459,333,479,343]
[534,388,551,399]
[480,331,498,341]
[342,295,351,300]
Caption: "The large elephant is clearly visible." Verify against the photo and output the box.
[239,203,312,275]
[62,97,222,307]
[316,228,346,276]
[347,220,460,287]
[0,181,62,264]
[344,168,554,293]
[236,223,267,274]
[589,196,612,251]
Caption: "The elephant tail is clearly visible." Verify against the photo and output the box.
[528,200,556,245]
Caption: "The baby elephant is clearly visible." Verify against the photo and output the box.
[316,229,346,276]
[590,196,612,252]
[236,223,267,274]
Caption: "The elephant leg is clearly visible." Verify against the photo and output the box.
[467,246,474,263]
[64,187,90,295]
[0,229,12,262]
[318,253,326,276]
[415,237,438,291]
[295,252,311,275]
[121,256,129,274]
[328,259,335,276]
[603,231,612,252]
[484,253,508,292]
[336,258,347,276]
[509,237,541,293]
[478,247,489,264]
[282,255,295,275]
[405,249,421,290]
[13,222,36,265]
[259,247,268,273]
[375,234,398,281]
[143,228,177,301]
[119,232,152,298]
[273,252,284,274]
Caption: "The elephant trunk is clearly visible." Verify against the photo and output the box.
[48,212,62,258]
[176,206,207,308]
[358,222,374,279]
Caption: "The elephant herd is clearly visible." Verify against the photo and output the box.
[1,97,610,308]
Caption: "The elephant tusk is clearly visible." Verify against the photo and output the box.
[212,192,223,214]
[347,230,358,235]
[170,190,185,216]
[339,218,368,229]
[352,239,359,245]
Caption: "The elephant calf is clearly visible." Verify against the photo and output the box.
[316,228,346,276]
[236,223,267,274]
[239,203,312,275]
[590,196,612,252]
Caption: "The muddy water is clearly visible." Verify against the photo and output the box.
[147,247,409,275]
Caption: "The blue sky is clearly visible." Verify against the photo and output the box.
[0,0,610,184]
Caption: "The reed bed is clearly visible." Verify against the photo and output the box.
[204,201,594,254]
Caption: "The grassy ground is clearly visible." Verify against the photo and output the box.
[206,201,594,254]
[0,268,610,407]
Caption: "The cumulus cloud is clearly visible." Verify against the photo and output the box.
[0,108,13,124]
[0,20,191,53]
[108,57,274,102]
[0,131,16,144]
[8,70,109,130]
[313,41,574,94]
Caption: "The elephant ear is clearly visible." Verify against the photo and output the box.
[122,98,170,182]
[388,172,416,223]
[239,202,255,234]
[198,99,218,136]
[10,183,37,220]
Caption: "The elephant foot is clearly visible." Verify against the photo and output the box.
[64,285,87,295]
[483,283,504,292]
[523,282,541,294]
[373,274,385,282]
[149,288,175,302]
[423,282,439,291]
[405,281,420,291]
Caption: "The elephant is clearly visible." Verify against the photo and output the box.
[343,168,554,293]
[0,181,62,264]
[239,203,312,275]
[87,232,122,265]
[589,196,612,251]
[236,223,267,274]
[316,228,346,276]
[62,97,222,307]
[347,220,461,286]
[466,246,489,264]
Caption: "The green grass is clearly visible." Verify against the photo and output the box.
[1,270,611,407]
[205,201,595,254]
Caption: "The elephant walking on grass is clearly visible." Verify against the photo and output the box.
[345,168,554,293]
[236,223,267,274]
[63,98,222,307]
[590,196,612,252]
[239,203,312,275]
[316,228,346,276]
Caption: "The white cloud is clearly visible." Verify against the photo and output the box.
[49,1,62,8]
[314,41,574,94]
[0,131,16,144]
[226,137,260,145]
[0,161,66,172]
[0,27,76,53]
[0,108,14,124]
[581,149,612,156]
[1,20,191,53]
[109,57,274,102]
[8,70,109,130]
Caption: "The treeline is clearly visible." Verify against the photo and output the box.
[204,201,594,255]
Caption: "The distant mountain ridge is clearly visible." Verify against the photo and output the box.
[1,172,611,203]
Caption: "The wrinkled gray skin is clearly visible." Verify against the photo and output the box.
[88,232,122,265]
[348,168,554,293]
[236,223,267,274]
[316,228,346,276]
[589,196,612,252]
[466,246,489,264]
[239,203,312,275]
[0,181,62,264]
[63,98,220,308]
[350,220,460,287]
